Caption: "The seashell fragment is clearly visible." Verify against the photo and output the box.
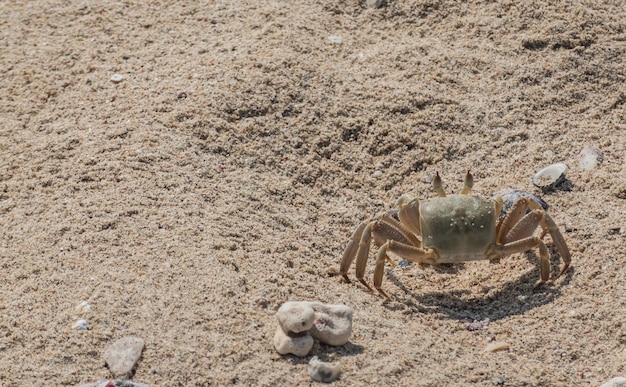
[110,74,124,83]
[579,146,603,170]
[485,341,510,352]
[308,356,341,383]
[532,163,567,191]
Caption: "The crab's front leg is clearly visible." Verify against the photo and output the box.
[339,216,403,290]
[397,194,422,237]
[373,241,439,298]
[340,214,421,294]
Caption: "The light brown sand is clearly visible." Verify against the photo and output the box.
[1,1,625,385]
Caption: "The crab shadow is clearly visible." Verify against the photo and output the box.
[382,257,574,323]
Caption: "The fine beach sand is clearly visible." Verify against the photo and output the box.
[1,1,625,385]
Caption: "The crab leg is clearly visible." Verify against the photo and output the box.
[355,223,374,290]
[385,240,439,264]
[494,236,551,282]
[373,243,391,298]
[498,197,571,278]
[538,212,571,276]
[496,197,533,243]
[375,214,421,248]
[340,221,368,283]
[372,240,438,297]
[523,199,571,276]
[503,209,543,243]
[502,210,550,281]
[397,194,422,236]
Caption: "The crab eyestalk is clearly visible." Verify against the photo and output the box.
[433,172,446,197]
[461,170,473,195]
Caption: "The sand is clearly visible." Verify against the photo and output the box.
[1,1,625,385]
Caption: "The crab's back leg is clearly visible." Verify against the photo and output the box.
[498,206,571,279]
[538,211,571,276]
[503,209,543,243]
[496,197,532,243]
[522,199,571,275]
[504,210,552,281]
[492,236,551,282]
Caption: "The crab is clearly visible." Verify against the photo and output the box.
[340,171,571,298]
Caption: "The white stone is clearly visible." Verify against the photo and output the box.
[110,74,124,83]
[306,302,353,346]
[72,319,88,330]
[328,35,343,44]
[600,377,626,387]
[276,301,315,334]
[104,336,145,379]
[308,356,341,383]
[273,326,314,357]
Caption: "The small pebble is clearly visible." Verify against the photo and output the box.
[373,170,383,178]
[579,146,603,170]
[176,90,187,99]
[72,319,88,330]
[365,0,383,8]
[485,341,510,352]
[600,377,626,387]
[273,326,314,357]
[308,356,341,383]
[76,380,150,387]
[466,318,490,331]
[110,74,124,83]
[328,35,343,44]
[103,336,145,379]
